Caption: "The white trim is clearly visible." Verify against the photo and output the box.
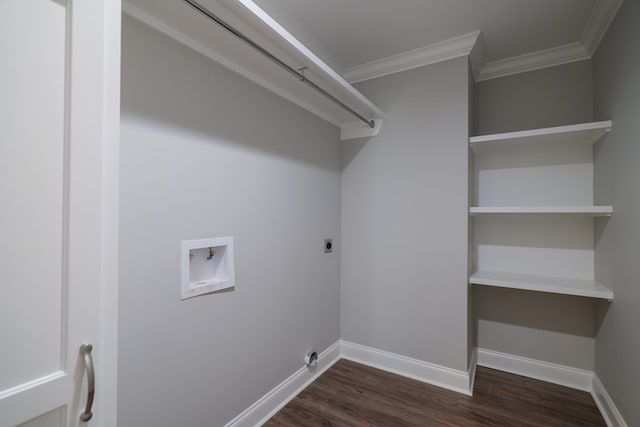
[468,31,485,81]
[225,342,341,427]
[469,120,612,145]
[467,347,478,394]
[0,373,67,427]
[0,371,66,400]
[476,348,593,391]
[226,341,472,425]
[98,0,121,425]
[243,0,345,76]
[226,344,622,426]
[592,375,628,427]
[477,43,590,82]
[122,3,382,128]
[344,31,481,84]
[234,0,385,119]
[469,270,614,300]
[121,3,337,126]
[340,341,472,396]
[469,206,613,216]
[474,0,623,81]
[581,0,625,55]
[340,118,384,141]
[123,1,384,128]
[342,0,624,84]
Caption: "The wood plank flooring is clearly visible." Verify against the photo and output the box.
[265,359,605,426]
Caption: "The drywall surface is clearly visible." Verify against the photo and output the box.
[473,287,596,369]
[341,57,470,372]
[475,60,593,135]
[119,16,341,427]
[593,1,640,425]
[473,62,597,371]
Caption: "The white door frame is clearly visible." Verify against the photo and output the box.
[66,1,121,425]
[95,0,121,425]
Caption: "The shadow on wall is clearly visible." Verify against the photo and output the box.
[340,136,370,171]
[474,215,597,251]
[121,15,339,172]
[474,141,594,170]
[594,299,611,335]
[473,286,596,338]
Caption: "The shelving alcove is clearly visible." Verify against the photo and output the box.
[469,121,613,300]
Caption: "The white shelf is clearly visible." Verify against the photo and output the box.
[470,270,613,300]
[470,120,612,152]
[124,0,384,139]
[470,206,613,216]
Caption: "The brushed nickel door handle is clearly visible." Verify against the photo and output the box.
[79,344,95,422]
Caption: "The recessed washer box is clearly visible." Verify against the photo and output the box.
[181,236,235,300]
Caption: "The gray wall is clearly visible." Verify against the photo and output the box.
[119,16,341,427]
[475,60,593,135]
[473,61,597,370]
[468,64,476,365]
[593,1,640,425]
[341,57,470,372]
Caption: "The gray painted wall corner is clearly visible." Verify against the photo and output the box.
[341,57,470,372]
[593,1,640,425]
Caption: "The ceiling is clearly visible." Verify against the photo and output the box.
[253,0,622,81]
[122,0,623,130]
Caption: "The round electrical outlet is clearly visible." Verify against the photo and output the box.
[324,239,333,253]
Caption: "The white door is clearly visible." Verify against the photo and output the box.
[0,0,120,426]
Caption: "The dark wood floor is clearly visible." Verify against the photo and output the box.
[265,359,605,426]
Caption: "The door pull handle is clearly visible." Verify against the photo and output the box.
[79,344,95,422]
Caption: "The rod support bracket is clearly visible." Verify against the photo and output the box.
[297,66,308,82]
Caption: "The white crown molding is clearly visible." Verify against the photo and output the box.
[581,0,625,55]
[476,348,594,391]
[592,375,629,427]
[343,0,623,84]
[477,42,590,82]
[468,31,485,81]
[475,0,623,81]
[344,31,481,84]
[341,340,472,395]
[225,341,341,427]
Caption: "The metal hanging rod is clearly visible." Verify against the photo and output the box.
[181,0,375,128]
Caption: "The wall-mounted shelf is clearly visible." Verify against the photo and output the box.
[470,120,612,151]
[469,270,613,300]
[470,120,613,302]
[123,0,384,140]
[470,206,613,216]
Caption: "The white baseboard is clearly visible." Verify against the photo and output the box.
[229,344,620,427]
[476,348,593,391]
[225,341,341,427]
[340,340,472,396]
[592,375,628,427]
[226,341,471,426]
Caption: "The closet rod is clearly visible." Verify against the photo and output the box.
[181,0,376,128]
